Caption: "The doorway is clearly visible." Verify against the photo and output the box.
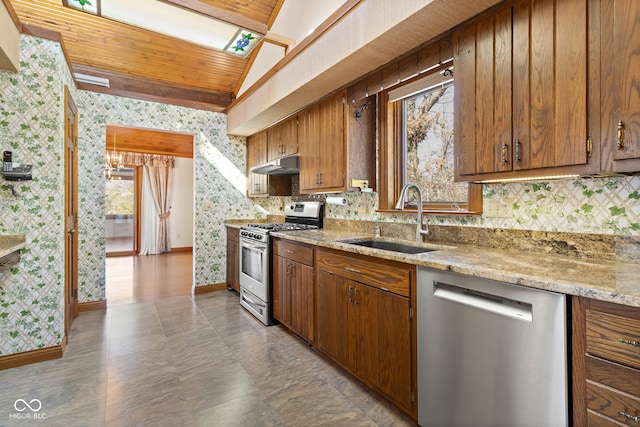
[103,125,195,306]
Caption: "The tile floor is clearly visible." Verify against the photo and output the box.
[0,291,416,426]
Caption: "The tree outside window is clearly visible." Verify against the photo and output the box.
[403,82,468,208]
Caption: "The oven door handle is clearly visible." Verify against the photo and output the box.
[240,239,267,252]
[241,292,263,308]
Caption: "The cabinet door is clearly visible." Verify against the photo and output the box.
[273,256,291,326]
[517,0,588,170]
[609,0,640,165]
[477,8,513,174]
[377,290,412,411]
[454,9,512,177]
[316,271,350,369]
[267,125,282,162]
[316,91,346,190]
[290,261,315,342]
[352,283,379,385]
[247,132,268,196]
[298,105,319,192]
[267,117,298,161]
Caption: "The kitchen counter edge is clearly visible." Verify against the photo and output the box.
[0,234,27,258]
[270,229,640,308]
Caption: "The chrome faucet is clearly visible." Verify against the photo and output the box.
[395,183,429,242]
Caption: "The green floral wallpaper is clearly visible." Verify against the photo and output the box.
[0,36,75,355]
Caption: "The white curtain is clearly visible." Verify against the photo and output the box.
[119,152,174,256]
[145,165,172,253]
[139,168,161,255]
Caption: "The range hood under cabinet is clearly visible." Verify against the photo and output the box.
[250,155,299,175]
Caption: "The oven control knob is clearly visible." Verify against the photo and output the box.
[255,234,262,240]
[289,205,295,210]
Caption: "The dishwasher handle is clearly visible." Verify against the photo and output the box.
[433,281,533,322]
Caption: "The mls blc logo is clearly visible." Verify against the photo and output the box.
[10,398,46,420]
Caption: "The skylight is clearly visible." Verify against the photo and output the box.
[63,0,262,57]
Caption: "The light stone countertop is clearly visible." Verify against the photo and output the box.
[270,229,640,308]
[0,234,26,258]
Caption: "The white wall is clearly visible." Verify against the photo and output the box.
[170,157,194,248]
[237,0,346,97]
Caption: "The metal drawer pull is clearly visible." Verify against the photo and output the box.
[344,267,361,273]
[618,412,640,423]
[285,250,294,254]
[619,338,640,348]
[617,120,625,150]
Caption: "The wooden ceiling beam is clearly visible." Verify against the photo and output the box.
[158,0,267,34]
[73,64,232,111]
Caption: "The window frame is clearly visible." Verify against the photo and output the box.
[377,66,483,215]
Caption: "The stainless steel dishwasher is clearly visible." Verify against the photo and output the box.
[417,268,568,427]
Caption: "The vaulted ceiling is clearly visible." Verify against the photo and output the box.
[8,0,285,112]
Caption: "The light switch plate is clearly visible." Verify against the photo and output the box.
[484,198,514,218]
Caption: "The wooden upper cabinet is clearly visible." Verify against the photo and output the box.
[246,131,291,197]
[299,90,376,193]
[601,0,640,172]
[246,131,268,197]
[300,91,346,193]
[454,0,599,182]
[267,116,298,161]
[298,104,319,192]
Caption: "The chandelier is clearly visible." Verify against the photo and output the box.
[104,132,123,179]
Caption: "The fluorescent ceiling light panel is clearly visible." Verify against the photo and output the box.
[74,73,110,87]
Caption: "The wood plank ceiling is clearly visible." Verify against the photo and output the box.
[8,0,283,112]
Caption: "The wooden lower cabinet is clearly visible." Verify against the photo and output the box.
[573,297,640,426]
[316,248,415,418]
[225,226,239,292]
[273,239,315,342]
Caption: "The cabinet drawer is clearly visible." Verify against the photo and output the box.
[274,240,314,266]
[587,355,640,397]
[587,381,640,426]
[317,249,410,297]
[586,310,640,370]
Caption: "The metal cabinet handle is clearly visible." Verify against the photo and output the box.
[501,143,509,165]
[618,411,640,423]
[515,139,521,162]
[348,286,354,303]
[619,338,640,348]
[285,250,294,254]
[617,120,625,150]
[344,267,361,273]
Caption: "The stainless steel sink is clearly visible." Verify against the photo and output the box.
[342,239,437,254]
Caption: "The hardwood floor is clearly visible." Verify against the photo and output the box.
[106,252,193,306]
[106,236,134,253]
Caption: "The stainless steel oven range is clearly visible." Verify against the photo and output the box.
[239,201,323,325]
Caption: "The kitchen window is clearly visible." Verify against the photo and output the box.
[377,67,482,214]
